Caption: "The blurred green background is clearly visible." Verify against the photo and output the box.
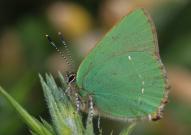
[0,0,191,135]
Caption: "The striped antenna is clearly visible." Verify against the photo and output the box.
[45,34,71,66]
[58,32,74,67]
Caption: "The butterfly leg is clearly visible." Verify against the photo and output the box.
[75,93,81,112]
[64,82,74,98]
[97,115,102,135]
[65,86,71,95]
[87,96,94,121]
[65,85,81,111]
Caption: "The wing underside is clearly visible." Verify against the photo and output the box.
[82,52,165,118]
[76,8,168,119]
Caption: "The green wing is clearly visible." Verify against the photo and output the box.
[76,9,167,119]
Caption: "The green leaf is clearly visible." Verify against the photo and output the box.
[40,118,54,134]
[84,118,94,135]
[0,86,54,135]
[119,122,136,135]
[84,109,95,135]
[58,71,68,89]
[30,131,38,135]
[0,72,37,135]
[39,74,84,135]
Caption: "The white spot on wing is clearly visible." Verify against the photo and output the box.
[128,56,132,60]
[141,88,144,94]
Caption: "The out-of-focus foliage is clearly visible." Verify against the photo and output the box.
[0,0,191,135]
[0,86,54,135]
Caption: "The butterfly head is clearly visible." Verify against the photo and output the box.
[66,72,76,84]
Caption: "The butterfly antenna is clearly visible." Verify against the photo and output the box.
[58,32,74,68]
[45,34,71,66]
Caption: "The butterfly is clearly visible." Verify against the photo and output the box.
[46,8,169,121]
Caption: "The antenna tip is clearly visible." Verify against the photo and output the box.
[45,34,52,43]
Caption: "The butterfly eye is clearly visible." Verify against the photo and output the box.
[68,74,76,83]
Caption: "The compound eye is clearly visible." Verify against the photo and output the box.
[68,74,76,83]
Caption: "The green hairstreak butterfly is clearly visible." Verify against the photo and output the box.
[47,8,169,121]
